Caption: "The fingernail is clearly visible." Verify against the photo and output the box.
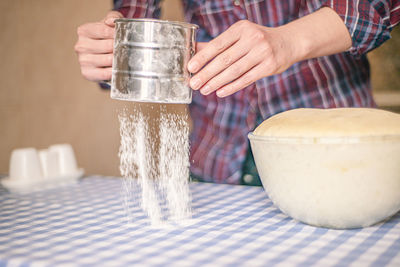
[190,78,201,90]
[200,85,212,95]
[105,18,114,25]
[188,61,199,73]
[216,89,226,98]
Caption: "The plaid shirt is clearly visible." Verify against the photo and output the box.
[114,0,400,184]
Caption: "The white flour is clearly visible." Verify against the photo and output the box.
[118,104,191,224]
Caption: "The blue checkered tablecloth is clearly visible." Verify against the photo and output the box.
[0,176,399,267]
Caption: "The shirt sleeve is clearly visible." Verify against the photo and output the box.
[113,0,162,19]
[321,0,400,57]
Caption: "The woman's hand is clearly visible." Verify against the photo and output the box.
[74,11,123,82]
[188,8,351,98]
[188,20,296,97]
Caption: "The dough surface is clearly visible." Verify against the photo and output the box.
[254,108,400,137]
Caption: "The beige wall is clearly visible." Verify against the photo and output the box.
[0,0,184,176]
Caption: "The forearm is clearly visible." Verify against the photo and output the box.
[279,7,352,63]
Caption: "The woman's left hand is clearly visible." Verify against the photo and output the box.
[187,20,296,98]
[188,7,352,98]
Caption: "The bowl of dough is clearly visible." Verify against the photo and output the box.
[248,108,400,229]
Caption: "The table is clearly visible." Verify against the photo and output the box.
[0,176,399,266]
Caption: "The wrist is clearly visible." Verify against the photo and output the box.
[275,24,310,65]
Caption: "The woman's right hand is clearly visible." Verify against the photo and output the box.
[74,11,123,82]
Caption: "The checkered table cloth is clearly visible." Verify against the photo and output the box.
[0,176,399,267]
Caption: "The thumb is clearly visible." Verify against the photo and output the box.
[196,42,208,52]
[104,11,124,26]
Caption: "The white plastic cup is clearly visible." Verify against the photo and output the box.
[9,148,44,182]
[49,144,78,176]
[39,149,59,178]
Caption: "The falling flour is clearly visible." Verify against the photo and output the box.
[118,104,191,224]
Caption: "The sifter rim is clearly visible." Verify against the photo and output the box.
[114,18,199,30]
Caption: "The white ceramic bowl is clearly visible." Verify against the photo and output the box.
[248,133,400,229]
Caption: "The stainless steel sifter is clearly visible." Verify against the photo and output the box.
[110,18,198,104]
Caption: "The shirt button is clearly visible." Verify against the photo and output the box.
[233,0,241,6]
[243,174,254,184]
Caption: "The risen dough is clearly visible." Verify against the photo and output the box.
[249,108,400,229]
[254,108,400,137]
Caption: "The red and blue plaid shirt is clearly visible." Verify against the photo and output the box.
[114,0,400,184]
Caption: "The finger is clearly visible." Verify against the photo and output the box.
[199,49,263,95]
[77,22,115,39]
[196,42,207,52]
[75,37,113,54]
[78,53,113,67]
[81,67,112,82]
[215,63,267,98]
[188,27,240,73]
[190,40,251,90]
[187,42,207,74]
[104,11,124,26]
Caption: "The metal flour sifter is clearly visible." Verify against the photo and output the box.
[110,18,198,104]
